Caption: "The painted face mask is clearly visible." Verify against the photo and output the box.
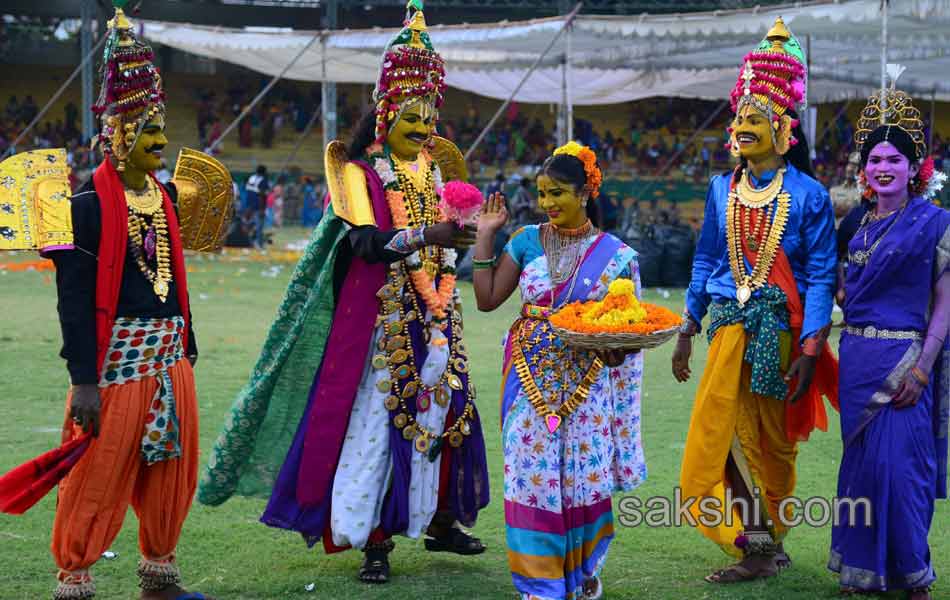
[386,100,434,160]
[864,141,917,197]
[127,113,168,174]
[731,104,778,163]
[537,174,587,229]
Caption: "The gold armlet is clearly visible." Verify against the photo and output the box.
[171,147,234,252]
[325,140,376,227]
[0,148,73,252]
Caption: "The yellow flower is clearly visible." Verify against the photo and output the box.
[608,278,635,297]
[553,141,586,158]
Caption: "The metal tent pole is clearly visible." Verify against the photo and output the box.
[321,0,338,149]
[209,30,323,154]
[464,2,582,162]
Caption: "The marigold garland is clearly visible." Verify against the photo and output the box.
[550,278,682,334]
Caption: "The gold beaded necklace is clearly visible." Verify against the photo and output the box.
[377,263,476,457]
[393,156,442,277]
[726,168,791,307]
[126,178,172,302]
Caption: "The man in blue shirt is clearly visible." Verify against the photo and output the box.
[673,17,838,585]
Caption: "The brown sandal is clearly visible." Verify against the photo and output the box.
[704,562,777,584]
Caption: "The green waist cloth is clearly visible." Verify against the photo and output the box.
[707,284,790,400]
[197,207,347,505]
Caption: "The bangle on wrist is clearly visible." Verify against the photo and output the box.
[472,256,496,271]
[410,226,427,250]
[678,313,699,336]
[910,366,929,386]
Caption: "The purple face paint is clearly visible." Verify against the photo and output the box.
[864,141,914,197]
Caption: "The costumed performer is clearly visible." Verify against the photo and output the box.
[0,4,234,599]
[196,0,490,586]
[672,17,839,584]
[829,67,949,600]
[472,142,647,600]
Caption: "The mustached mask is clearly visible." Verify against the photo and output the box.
[727,17,807,158]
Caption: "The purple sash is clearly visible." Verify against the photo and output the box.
[296,161,392,507]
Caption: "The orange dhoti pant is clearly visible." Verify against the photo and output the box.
[52,358,198,592]
[679,323,797,557]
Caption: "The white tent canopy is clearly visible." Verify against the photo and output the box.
[142,0,950,105]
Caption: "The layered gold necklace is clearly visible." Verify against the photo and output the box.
[392,155,442,277]
[512,318,603,433]
[726,168,790,307]
[126,178,172,302]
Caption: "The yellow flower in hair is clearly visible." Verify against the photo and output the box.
[554,141,586,158]
[552,141,603,198]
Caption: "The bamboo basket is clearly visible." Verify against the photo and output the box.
[551,325,680,351]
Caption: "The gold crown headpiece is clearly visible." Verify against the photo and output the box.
[730,17,807,119]
[372,0,446,144]
[92,3,165,169]
[854,64,926,158]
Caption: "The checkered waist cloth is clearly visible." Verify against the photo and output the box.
[100,316,185,464]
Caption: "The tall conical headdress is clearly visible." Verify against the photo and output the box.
[92,1,165,169]
[728,17,807,155]
[730,17,807,118]
[372,0,446,144]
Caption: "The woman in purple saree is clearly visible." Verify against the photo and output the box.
[830,86,950,600]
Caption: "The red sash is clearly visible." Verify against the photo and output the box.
[92,160,191,375]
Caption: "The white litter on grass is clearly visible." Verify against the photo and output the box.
[304,583,316,592]
[260,265,284,278]
[286,239,310,252]
[198,293,210,301]
[101,551,117,560]
[32,427,61,434]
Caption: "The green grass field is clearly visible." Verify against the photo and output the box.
[1,233,947,600]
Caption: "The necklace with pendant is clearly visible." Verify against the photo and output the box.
[727,168,791,307]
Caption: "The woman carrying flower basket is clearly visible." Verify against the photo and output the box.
[473,142,647,600]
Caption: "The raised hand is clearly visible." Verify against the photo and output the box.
[477,192,509,236]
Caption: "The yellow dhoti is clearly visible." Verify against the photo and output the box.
[679,323,797,557]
